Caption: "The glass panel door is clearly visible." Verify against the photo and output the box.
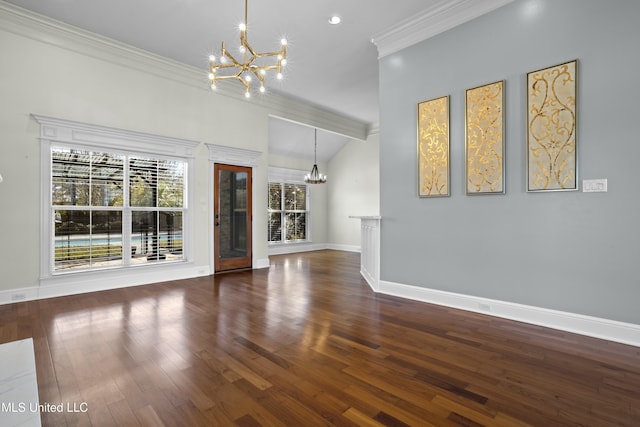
[214,164,252,272]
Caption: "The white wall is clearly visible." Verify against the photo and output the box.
[0,26,269,294]
[0,3,366,298]
[267,131,381,254]
[327,133,380,250]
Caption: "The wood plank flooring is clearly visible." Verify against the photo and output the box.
[1,250,639,426]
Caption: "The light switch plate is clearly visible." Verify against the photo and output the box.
[583,179,607,192]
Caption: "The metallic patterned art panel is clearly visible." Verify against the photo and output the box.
[527,60,577,191]
[466,80,505,194]
[417,95,449,197]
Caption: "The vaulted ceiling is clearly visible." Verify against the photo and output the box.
[4,0,511,161]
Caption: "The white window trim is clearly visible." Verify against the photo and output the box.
[33,114,200,281]
[267,167,311,245]
[268,167,307,184]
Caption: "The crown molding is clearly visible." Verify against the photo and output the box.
[371,0,514,58]
[0,1,202,87]
[261,92,368,141]
[0,1,368,140]
[367,122,380,136]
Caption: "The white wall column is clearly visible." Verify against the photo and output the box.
[350,216,381,291]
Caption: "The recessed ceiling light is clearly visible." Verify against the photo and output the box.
[328,15,341,25]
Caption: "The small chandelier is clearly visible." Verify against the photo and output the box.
[304,129,327,184]
[208,0,287,98]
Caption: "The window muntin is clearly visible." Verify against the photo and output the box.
[131,211,183,262]
[51,146,186,272]
[129,157,184,208]
[268,182,308,243]
[52,149,124,206]
[54,210,123,270]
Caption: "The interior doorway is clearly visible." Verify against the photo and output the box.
[214,163,252,272]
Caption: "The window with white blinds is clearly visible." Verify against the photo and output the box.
[52,147,186,272]
[268,182,308,243]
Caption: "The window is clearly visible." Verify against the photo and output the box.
[35,115,198,279]
[268,182,308,243]
[52,147,186,271]
[52,148,125,270]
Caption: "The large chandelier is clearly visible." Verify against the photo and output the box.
[304,129,327,184]
[208,0,287,98]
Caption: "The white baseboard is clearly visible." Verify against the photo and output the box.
[268,243,328,255]
[0,263,211,305]
[268,243,360,256]
[0,259,280,306]
[39,264,211,300]
[0,286,40,305]
[254,258,270,269]
[0,256,291,305]
[361,268,378,292]
[327,243,360,253]
[378,280,640,348]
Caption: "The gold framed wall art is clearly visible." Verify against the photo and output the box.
[465,80,505,195]
[417,95,449,197]
[527,60,577,191]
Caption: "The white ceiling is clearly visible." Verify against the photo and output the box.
[269,118,350,162]
[3,0,507,162]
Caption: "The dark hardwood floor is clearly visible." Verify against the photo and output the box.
[1,250,639,426]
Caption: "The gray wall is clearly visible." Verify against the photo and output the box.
[379,0,640,324]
